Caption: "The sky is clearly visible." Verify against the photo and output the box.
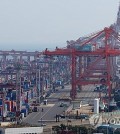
[0,0,119,51]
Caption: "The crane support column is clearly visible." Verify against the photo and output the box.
[71,49,76,100]
[105,28,112,99]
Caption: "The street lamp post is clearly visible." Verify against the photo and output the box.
[49,59,53,90]
[36,63,41,103]
[38,65,41,103]
[14,62,22,124]
[38,63,45,103]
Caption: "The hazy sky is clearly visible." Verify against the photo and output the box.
[0,0,119,51]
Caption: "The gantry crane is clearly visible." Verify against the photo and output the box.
[43,27,120,100]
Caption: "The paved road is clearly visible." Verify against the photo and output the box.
[23,103,67,126]
[48,85,70,100]
[77,85,105,104]
[23,84,105,126]
[47,85,105,105]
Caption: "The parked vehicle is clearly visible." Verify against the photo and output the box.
[41,123,46,126]
[96,125,114,134]
[59,102,67,107]
[28,107,33,113]
[59,114,65,118]
[31,103,39,106]
[7,112,16,118]
[94,86,100,92]
[6,112,16,121]
[78,114,89,120]
[32,106,38,112]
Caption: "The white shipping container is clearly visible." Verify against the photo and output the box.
[0,127,43,134]
[93,133,103,134]
[94,98,99,114]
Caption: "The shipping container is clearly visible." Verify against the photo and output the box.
[43,100,48,105]
[11,101,16,112]
[6,97,10,101]
[11,91,16,101]
[28,90,31,99]
[32,106,38,112]
[31,91,33,98]
[0,106,2,116]
[21,108,28,117]
[56,80,61,86]
[75,44,92,51]
[0,127,43,134]
[21,103,29,110]
[6,92,12,99]
[45,79,48,89]
[0,98,2,106]
[23,81,30,89]
[5,101,14,112]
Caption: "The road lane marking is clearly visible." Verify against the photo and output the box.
[32,104,55,120]
[40,104,55,107]
[41,105,54,118]
[32,111,41,120]
[22,112,35,121]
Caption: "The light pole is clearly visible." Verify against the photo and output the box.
[36,62,38,98]
[36,63,41,103]
[38,63,45,103]
[14,62,22,124]
[38,65,41,103]
[49,58,53,90]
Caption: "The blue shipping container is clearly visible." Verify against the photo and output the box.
[76,44,92,51]
[11,92,16,101]
[21,108,28,117]
[0,99,2,106]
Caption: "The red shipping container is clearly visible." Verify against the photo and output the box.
[5,101,13,112]
[11,101,16,112]
[0,106,2,116]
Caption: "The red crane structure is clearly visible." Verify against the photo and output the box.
[43,27,120,100]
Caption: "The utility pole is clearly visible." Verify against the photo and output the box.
[35,62,38,100]
[49,58,53,91]
[36,62,40,103]
[37,63,43,103]
[15,62,22,124]
[38,65,41,103]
